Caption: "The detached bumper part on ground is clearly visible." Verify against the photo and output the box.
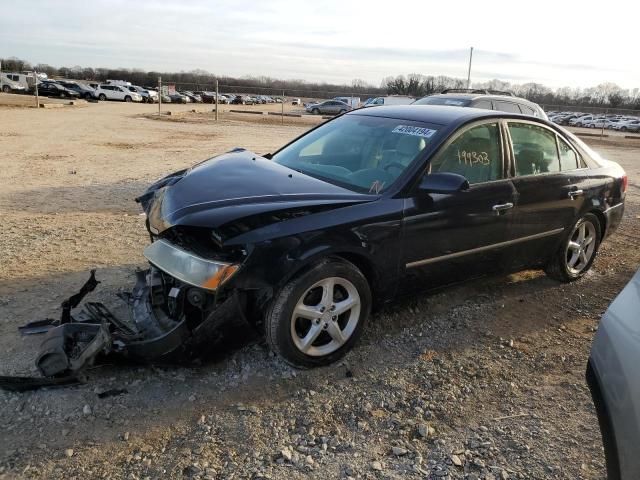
[1,266,248,391]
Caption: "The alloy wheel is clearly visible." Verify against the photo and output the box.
[290,277,361,357]
[565,220,597,275]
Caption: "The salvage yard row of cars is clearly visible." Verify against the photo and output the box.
[548,111,640,132]
[0,73,294,105]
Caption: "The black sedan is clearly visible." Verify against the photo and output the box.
[57,80,97,100]
[36,81,80,99]
[118,105,625,369]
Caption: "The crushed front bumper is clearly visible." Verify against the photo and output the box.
[1,267,249,391]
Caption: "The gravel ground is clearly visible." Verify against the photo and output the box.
[0,99,638,479]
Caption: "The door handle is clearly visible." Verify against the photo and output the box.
[568,189,584,199]
[492,202,514,215]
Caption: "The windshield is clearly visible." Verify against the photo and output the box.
[272,114,440,193]
[413,96,472,107]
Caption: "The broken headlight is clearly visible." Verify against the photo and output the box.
[144,239,239,292]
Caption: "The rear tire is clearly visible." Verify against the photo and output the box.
[2,85,10,93]
[265,258,371,368]
[545,213,601,282]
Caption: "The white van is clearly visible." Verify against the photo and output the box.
[1,72,36,91]
[363,96,415,107]
[0,73,27,93]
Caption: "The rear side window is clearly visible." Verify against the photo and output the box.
[495,101,521,114]
[473,100,492,110]
[558,136,579,170]
[429,122,502,184]
[508,123,560,175]
[519,104,536,116]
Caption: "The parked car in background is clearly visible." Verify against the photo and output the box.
[413,89,547,119]
[0,74,27,93]
[132,105,625,368]
[588,268,639,480]
[126,85,157,103]
[37,80,81,99]
[95,84,143,102]
[57,80,97,100]
[231,95,253,105]
[333,96,361,108]
[291,98,302,105]
[363,96,415,107]
[181,91,203,103]
[613,119,640,132]
[582,118,613,129]
[169,92,189,104]
[306,100,351,115]
[569,115,598,127]
[194,91,215,103]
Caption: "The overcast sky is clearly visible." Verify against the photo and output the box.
[1,0,637,89]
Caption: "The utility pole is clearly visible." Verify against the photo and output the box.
[281,89,284,124]
[158,76,162,114]
[215,79,219,121]
[34,70,39,108]
[466,47,474,89]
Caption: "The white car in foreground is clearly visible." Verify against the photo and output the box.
[95,84,143,102]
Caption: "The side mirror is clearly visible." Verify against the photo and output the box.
[419,172,469,194]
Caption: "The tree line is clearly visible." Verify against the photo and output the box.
[2,56,639,109]
[382,74,640,110]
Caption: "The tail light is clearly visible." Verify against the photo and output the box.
[621,174,628,193]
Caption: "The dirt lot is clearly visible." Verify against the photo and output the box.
[0,97,639,480]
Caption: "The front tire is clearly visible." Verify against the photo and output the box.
[312,108,320,115]
[265,258,371,368]
[124,96,132,103]
[545,213,601,282]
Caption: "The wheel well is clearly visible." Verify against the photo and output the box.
[249,251,378,328]
[586,361,621,480]
[331,252,377,294]
[589,209,607,238]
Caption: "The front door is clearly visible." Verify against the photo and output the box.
[401,120,517,293]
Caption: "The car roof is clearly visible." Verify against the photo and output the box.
[349,104,516,126]
[424,92,538,105]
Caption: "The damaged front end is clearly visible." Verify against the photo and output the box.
[3,250,249,391]
[2,148,376,391]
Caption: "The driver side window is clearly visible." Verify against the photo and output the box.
[429,122,502,184]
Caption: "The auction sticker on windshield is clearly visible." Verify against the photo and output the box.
[392,125,437,138]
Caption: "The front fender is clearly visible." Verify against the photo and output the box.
[227,200,404,308]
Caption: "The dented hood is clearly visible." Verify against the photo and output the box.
[141,149,377,235]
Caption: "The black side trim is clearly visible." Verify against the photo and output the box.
[586,360,621,480]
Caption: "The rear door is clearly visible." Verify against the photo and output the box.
[400,119,517,293]
[504,120,585,268]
